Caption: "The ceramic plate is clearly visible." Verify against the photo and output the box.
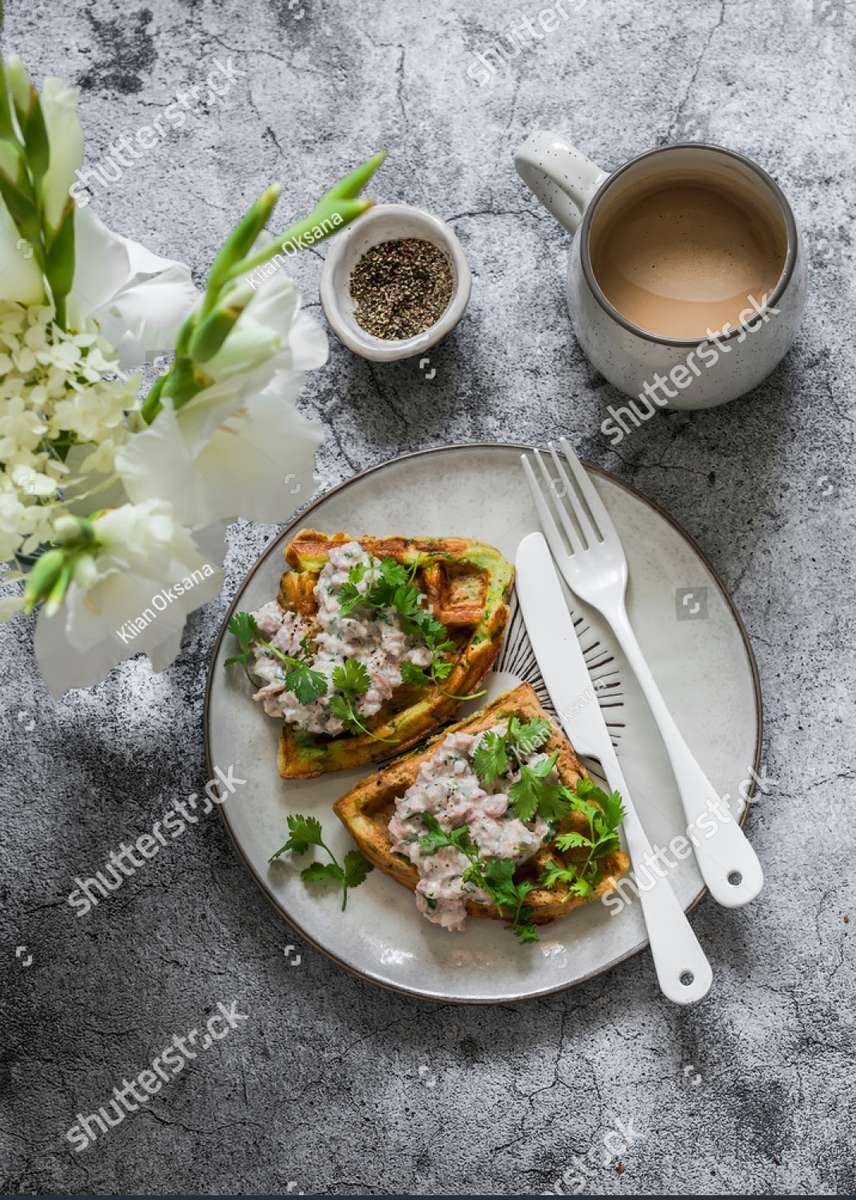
[204,444,761,1004]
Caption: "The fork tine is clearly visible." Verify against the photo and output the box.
[558,437,621,542]
[547,444,590,552]
[534,449,585,554]
[521,453,571,563]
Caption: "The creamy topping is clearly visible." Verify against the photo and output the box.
[389,726,549,932]
[250,542,432,734]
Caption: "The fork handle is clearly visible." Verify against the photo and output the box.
[598,739,712,1005]
[610,602,764,907]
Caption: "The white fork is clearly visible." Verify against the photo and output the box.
[522,439,764,908]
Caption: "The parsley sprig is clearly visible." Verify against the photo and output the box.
[337,556,466,695]
[269,813,373,911]
[539,778,627,898]
[226,611,327,704]
[418,814,539,943]
[329,659,399,744]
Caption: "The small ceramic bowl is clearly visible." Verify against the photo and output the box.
[319,202,471,362]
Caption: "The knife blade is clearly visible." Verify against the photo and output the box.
[515,531,713,1005]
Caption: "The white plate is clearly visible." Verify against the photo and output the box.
[204,444,761,1004]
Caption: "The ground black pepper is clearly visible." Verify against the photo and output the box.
[349,238,453,340]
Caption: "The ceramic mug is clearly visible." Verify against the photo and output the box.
[514,134,807,411]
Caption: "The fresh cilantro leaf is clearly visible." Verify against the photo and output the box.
[540,862,577,890]
[379,557,410,591]
[343,849,374,888]
[472,731,509,789]
[554,829,592,852]
[508,755,571,824]
[332,658,371,697]
[302,861,344,885]
[506,716,551,759]
[329,693,361,733]
[539,861,593,898]
[269,813,324,858]
[597,788,626,832]
[329,690,399,745]
[338,562,368,616]
[401,661,431,688]
[271,813,373,910]
[431,657,455,681]
[284,663,328,705]
[228,610,257,655]
[418,814,475,856]
[225,611,259,677]
[481,859,538,941]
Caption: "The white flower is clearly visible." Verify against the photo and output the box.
[34,500,224,696]
[68,207,200,369]
[115,271,326,527]
[39,77,85,236]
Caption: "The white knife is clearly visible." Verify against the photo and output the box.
[516,531,712,1005]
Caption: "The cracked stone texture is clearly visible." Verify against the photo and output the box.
[1,0,854,1195]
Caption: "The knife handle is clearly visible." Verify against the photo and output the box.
[598,741,713,1005]
[610,602,764,908]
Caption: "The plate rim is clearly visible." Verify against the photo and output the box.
[203,441,763,1005]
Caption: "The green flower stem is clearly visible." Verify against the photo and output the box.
[200,183,281,318]
[225,195,372,283]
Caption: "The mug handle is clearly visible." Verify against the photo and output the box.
[514,131,609,234]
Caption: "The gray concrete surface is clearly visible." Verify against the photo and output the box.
[1,0,855,1194]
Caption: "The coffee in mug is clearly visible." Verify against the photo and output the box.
[589,181,786,339]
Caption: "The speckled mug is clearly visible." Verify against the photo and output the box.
[514,133,807,410]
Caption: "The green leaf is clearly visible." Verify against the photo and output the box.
[302,861,345,885]
[338,561,367,615]
[540,862,577,891]
[343,850,374,888]
[284,663,328,705]
[401,661,431,688]
[329,693,359,732]
[506,716,551,759]
[554,829,592,852]
[508,755,570,824]
[598,789,626,832]
[379,556,409,591]
[332,658,370,698]
[472,731,509,790]
[226,610,257,665]
[514,922,540,944]
[269,813,324,859]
